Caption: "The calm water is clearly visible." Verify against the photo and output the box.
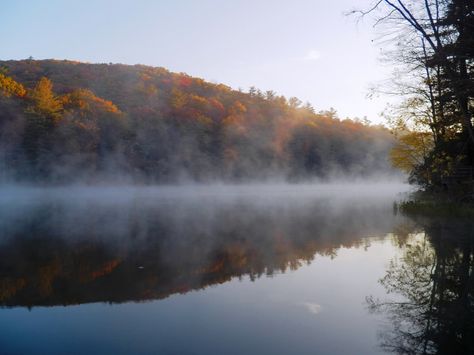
[0,184,472,355]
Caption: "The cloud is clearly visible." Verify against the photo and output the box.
[302,50,322,61]
[301,302,322,315]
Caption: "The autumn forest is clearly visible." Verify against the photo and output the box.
[3,1,474,354]
[0,59,396,183]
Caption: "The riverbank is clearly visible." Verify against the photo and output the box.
[396,190,474,218]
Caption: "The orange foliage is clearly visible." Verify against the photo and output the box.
[62,89,121,114]
[0,59,396,183]
[90,259,122,280]
[208,98,225,114]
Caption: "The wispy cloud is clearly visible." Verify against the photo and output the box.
[301,302,322,315]
[302,50,322,61]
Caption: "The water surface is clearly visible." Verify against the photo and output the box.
[0,184,471,354]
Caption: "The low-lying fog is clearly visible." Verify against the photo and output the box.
[0,182,411,242]
[0,182,413,306]
[0,181,410,202]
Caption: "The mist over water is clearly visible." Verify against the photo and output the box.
[0,182,411,245]
[0,182,411,299]
[0,182,422,355]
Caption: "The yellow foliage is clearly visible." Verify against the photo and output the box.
[170,88,187,109]
[390,132,433,173]
[28,77,63,120]
[229,101,247,115]
[136,80,158,97]
[0,73,26,98]
[188,94,208,109]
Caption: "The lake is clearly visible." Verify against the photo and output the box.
[0,184,472,355]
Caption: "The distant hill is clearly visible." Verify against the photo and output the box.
[0,59,396,183]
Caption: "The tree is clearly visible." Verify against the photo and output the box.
[356,0,474,188]
[23,77,64,177]
[28,77,63,122]
[0,59,398,182]
[0,75,28,179]
[0,73,26,98]
[390,131,433,173]
[367,218,474,354]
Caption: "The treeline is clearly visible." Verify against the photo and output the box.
[0,59,395,183]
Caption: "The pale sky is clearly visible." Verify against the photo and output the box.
[1,0,392,123]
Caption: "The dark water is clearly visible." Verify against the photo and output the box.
[0,184,472,355]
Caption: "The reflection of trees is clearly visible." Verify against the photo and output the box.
[0,195,398,307]
[368,220,474,354]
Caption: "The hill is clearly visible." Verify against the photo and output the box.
[0,59,396,183]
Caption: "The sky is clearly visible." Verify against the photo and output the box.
[1,0,392,123]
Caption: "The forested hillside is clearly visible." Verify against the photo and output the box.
[0,59,396,183]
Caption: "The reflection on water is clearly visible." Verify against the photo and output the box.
[0,184,404,307]
[1,184,470,354]
[367,217,474,355]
